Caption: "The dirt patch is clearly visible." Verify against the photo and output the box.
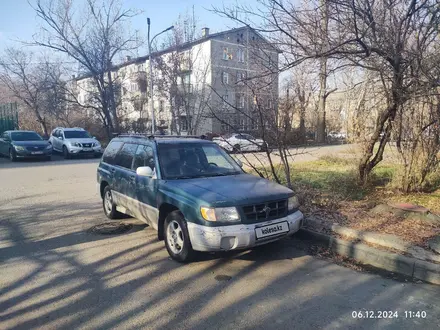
[303,199,440,249]
[89,222,133,235]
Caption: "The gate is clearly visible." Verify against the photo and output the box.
[0,102,19,134]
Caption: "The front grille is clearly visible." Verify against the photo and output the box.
[82,143,92,148]
[242,199,287,223]
[26,146,45,151]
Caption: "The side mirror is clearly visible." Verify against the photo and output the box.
[59,136,64,140]
[136,166,153,177]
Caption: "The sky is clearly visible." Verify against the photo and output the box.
[0,0,248,56]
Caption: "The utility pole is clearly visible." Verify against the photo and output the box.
[147,18,174,134]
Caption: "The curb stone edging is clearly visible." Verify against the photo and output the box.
[296,228,440,285]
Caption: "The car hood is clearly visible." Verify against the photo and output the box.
[164,173,293,207]
[65,138,98,144]
[12,140,50,147]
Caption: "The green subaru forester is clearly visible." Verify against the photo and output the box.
[97,135,304,262]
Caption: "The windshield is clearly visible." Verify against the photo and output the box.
[158,143,243,179]
[64,130,91,139]
[10,132,43,141]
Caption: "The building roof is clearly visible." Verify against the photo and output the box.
[74,26,280,81]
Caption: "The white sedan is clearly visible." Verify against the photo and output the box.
[213,133,267,152]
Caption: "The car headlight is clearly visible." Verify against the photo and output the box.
[72,142,81,147]
[200,206,240,222]
[14,146,25,151]
[288,196,300,211]
[45,145,52,150]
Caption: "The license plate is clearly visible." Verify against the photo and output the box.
[255,221,289,239]
[31,151,43,155]
[83,148,92,151]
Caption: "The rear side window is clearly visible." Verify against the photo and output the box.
[102,141,123,165]
[132,145,155,171]
[114,143,138,169]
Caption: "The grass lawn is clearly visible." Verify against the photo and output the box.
[256,156,440,248]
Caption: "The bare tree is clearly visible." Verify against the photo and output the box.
[32,0,140,139]
[154,13,212,135]
[0,48,64,136]
[213,0,440,184]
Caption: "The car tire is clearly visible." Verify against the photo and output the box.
[164,211,194,263]
[63,145,71,159]
[102,186,122,220]
[9,149,17,162]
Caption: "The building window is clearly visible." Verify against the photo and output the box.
[237,48,245,62]
[221,117,232,133]
[180,116,188,131]
[222,94,229,107]
[251,118,258,131]
[267,99,273,109]
[159,100,164,113]
[239,117,246,131]
[223,47,232,60]
[222,72,229,85]
[268,56,274,68]
[182,73,191,85]
[237,94,245,108]
[236,71,246,85]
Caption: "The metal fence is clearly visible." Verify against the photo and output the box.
[0,102,19,134]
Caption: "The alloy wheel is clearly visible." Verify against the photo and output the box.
[104,190,113,214]
[166,220,184,254]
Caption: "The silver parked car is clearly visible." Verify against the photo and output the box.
[49,127,103,159]
[213,133,267,152]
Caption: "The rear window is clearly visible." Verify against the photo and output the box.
[64,130,91,139]
[102,141,123,165]
[114,143,138,169]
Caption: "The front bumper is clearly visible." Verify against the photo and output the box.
[187,210,304,252]
[67,146,102,154]
[15,149,52,158]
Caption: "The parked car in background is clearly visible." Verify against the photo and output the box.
[0,130,52,161]
[49,127,103,159]
[97,135,304,262]
[327,131,347,140]
[213,133,267,152]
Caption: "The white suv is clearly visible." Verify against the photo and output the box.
[49,127,103,159]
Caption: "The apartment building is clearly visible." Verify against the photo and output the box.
[72,26,280,135]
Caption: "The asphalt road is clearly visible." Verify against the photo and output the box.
[0,149,439,330]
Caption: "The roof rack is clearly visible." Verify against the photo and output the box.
[117,134,208,140]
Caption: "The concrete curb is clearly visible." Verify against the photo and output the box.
[305,217,440,263]
[330,224,440,264]
[296,228,440,285]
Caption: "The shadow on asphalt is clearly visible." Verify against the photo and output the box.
[0,153,100,168]
[0,200,438,329]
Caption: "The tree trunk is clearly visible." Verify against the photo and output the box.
[39,119,48,137]
[316,58,327,143]
[106,70,120,133]
[33,107,48,137]
[299,107,306,145]
[316,0,328,144]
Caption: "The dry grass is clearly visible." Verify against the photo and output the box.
[263,156,440,248]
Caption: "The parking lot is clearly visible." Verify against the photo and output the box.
[1,149,439,329]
